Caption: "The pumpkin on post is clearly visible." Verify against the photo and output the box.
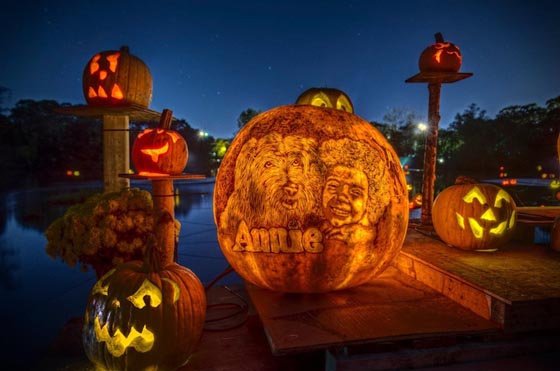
[418,32,462,73]
[213,99,408,293]
[432,177,517,251]
[82,239,206,371]
[83,46,153,107]
[132,109,188,176]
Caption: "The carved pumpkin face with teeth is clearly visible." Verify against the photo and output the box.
[82,260,205,371]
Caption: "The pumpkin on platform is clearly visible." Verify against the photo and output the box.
[432,179,517,251]
[418,33,462,73]
[295,87,354,113]
[82,244,206,371]
[83,46,153,107]
[132,109,188,176]
[213,103,408,293]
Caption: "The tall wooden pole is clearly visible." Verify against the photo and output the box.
[103,115,130,192]
[152,179,177,265]
[420,83,441,226]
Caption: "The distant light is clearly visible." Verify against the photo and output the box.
[199,130,209,137]
[438,158,444,163]
[73,170,80,177]
[66,170,73,176]
[417,122,427,132]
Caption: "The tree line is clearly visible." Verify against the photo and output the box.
[0,99,214,190]
[0,92,558,192]
[372,97,560,190]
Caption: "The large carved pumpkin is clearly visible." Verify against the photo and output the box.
[213,104,408,293]
[418,33,462,73]
[132,109,188,176]
[295,87,354,113]
[432,181,517,251]
[83,46,153,107]
[82,252,206,371]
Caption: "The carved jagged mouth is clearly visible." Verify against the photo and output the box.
[93,316,154,357]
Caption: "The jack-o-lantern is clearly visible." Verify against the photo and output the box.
[432,180,517,251]
[83,46,153,107]
[132,109,188,176]
[418,33,462,73]
[295,87,354,113]
[82,249,206,371]
[213,103,408,293]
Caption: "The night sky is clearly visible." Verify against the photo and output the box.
[1,0,559,138]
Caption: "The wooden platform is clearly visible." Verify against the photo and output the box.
[246,267,501,356]
[395,229,560,332]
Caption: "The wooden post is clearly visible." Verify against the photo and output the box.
[420,83,441,227]
[103,115,130,192]
[152,179,176,265]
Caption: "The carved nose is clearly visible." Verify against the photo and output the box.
[284,183,299,197]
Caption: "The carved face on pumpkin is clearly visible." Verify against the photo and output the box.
[418,33,462,73]
[82,46,153,107]
[213,104,408,293]
[432,184,517,251]
[83,261,206,371]
[132,127,188,176]
[295,87,354,113]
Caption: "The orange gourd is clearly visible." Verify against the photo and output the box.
[418,33,462,73]
[213,103,408,293]
[83,46,153,107]
[432,179,517,251]
[132,110,188,176]
[82,245,206,371]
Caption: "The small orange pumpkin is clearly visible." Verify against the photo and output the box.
[432,179,516,251]
[295,87,354,113]
[82,46,153,107]
[418,33,462,73]
[132,109,188,176]
[82,245,206,371]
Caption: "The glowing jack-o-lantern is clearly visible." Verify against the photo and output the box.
[82,254,206,371]
[295,87,354,113]
[82,46,153,107]
[132,109,188,175]
[418,33,462,73]
[432,181,517,251]
[213,103,408,293]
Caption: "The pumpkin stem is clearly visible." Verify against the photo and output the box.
[159,109,173,130]
[434,32,444,43]
[119,45,130,54]
[144,235,164,272]
[455,175,479,185]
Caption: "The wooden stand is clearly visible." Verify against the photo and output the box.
[120,173,205,263]
[56,104,166,193]
[405,72,473,228]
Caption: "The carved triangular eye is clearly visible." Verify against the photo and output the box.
[111,84,124,100]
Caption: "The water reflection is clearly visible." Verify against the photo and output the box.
[0,178,237,367]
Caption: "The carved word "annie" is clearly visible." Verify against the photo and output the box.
[232,221,324,253]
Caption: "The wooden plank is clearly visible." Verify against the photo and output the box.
[405,72,473,84]
[397,230,560,332]
[246,267,501,356]
[56,104,165,122]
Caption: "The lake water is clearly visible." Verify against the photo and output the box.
[0,178,241,368]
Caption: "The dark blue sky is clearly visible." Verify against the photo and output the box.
[1,0,559,138]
